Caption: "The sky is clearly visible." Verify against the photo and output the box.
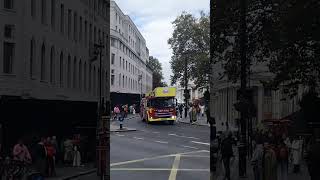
[115,0,209,85]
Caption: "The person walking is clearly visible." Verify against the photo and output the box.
[33,137,47,177]
[221,132,234,180]
[13,138,32,163]
[200,104,205,117]
[63,137,73,165]
[307,135,320,180]
[72,145,81,167]
[251,141,263,180]
[277,140,288,180]
[191,105,198,124]
[291,136,302,173]
[45,137,56,177]
[114,105,120,121]
[263,143,278,180]
[119,104,126,129]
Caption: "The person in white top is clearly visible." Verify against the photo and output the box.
[291,136,303,173]
[200,104,205,117]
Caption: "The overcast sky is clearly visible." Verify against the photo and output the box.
[115,0,209,85]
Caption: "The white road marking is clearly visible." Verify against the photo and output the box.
[153,132,160,134]
[111,168,209,172]
[155,140,168,144]
[168,133,200,140]
[190,141,210,146]
[133,137,144,140]
[111,150,207,167]
[168,154,181,180]
[182,145,199,149]
[115,134,125,137]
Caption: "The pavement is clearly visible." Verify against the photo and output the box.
[57,115,310,180]
[177,114,209,127]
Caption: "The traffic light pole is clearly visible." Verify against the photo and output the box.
[184,56,188,119]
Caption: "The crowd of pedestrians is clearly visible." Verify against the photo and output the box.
[1,134,88,178]
[215,129,309,180]
[113,104,133,129]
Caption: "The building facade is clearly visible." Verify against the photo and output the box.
[176,81,205,104]
[110,1,153,107]
[0,0,110,155]
[210,61,305,132]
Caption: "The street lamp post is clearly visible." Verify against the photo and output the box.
[239,0,248,177]
[91,39,109,180]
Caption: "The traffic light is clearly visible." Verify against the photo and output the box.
[184,89,190,100]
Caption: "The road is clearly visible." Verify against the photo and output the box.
[78,115,211,180]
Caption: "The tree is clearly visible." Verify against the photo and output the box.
[168,12,210,88]
[148,56,167,88]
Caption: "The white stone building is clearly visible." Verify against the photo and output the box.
[0,0,110,154]
[110,1,152,106]
[0,0,110,102]
[176,81,205,104]
[210,61,305,132]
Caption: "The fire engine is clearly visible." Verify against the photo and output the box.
[140,87,177,125]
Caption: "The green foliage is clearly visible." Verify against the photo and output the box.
[147,56,167,88]
[168,12,210,88]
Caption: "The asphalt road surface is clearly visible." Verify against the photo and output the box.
[77,116,211,180]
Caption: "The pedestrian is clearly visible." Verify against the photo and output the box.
[221,132,234,180]
[13,138,32,163]
[251,140,263,180]
[63,137,73,165]
[191,105,198,124]
[263,143,278,180]
[200,104,205,117]
[72,145,81,167]
[276,140,288,180]
[45,137,56,177]
[33,137,47,177]
[114,105,120,121]
[124,104,129,118]
[119,105,125,129]
[51,136,58,164]
[291,136,302,173]
[306,135,320,180]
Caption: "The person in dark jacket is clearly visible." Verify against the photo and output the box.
[32,137,47,176]
[307,136,320,180]
[221,132,234,180]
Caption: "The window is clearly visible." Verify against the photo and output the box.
[73,57,77,88]
[60,4,64,33]
[67,9,71,38]
[126,61,127,71]
[111,38,115,47]
[89,24,92,42]
[50,47,55,83]
[73,12,77,41]
[123,59,125,69]
[111,75,115,86]
[120,57,121,66]
[79,17,82,42]
[264,88,272,97]
[51,0,55,29]
[84,20,87,45]
[4,0,13,9]
[119,74,121,86]
[126,76,127,88]
[94,26,96,43]
[29,39,35,77]
[31,0,36,18]
[84,62,87,91]
[111,53,115,64]
[59,52,64,86]
[122,75,124,88]
[41,0,47,24]
[67,55,71,87]
[3,42,14,74]
[40,44,46,80]
[4,25,14,39]
[79,60,82,89]
[89,64,92,91]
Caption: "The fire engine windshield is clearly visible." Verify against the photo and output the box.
[149,98,175,108]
